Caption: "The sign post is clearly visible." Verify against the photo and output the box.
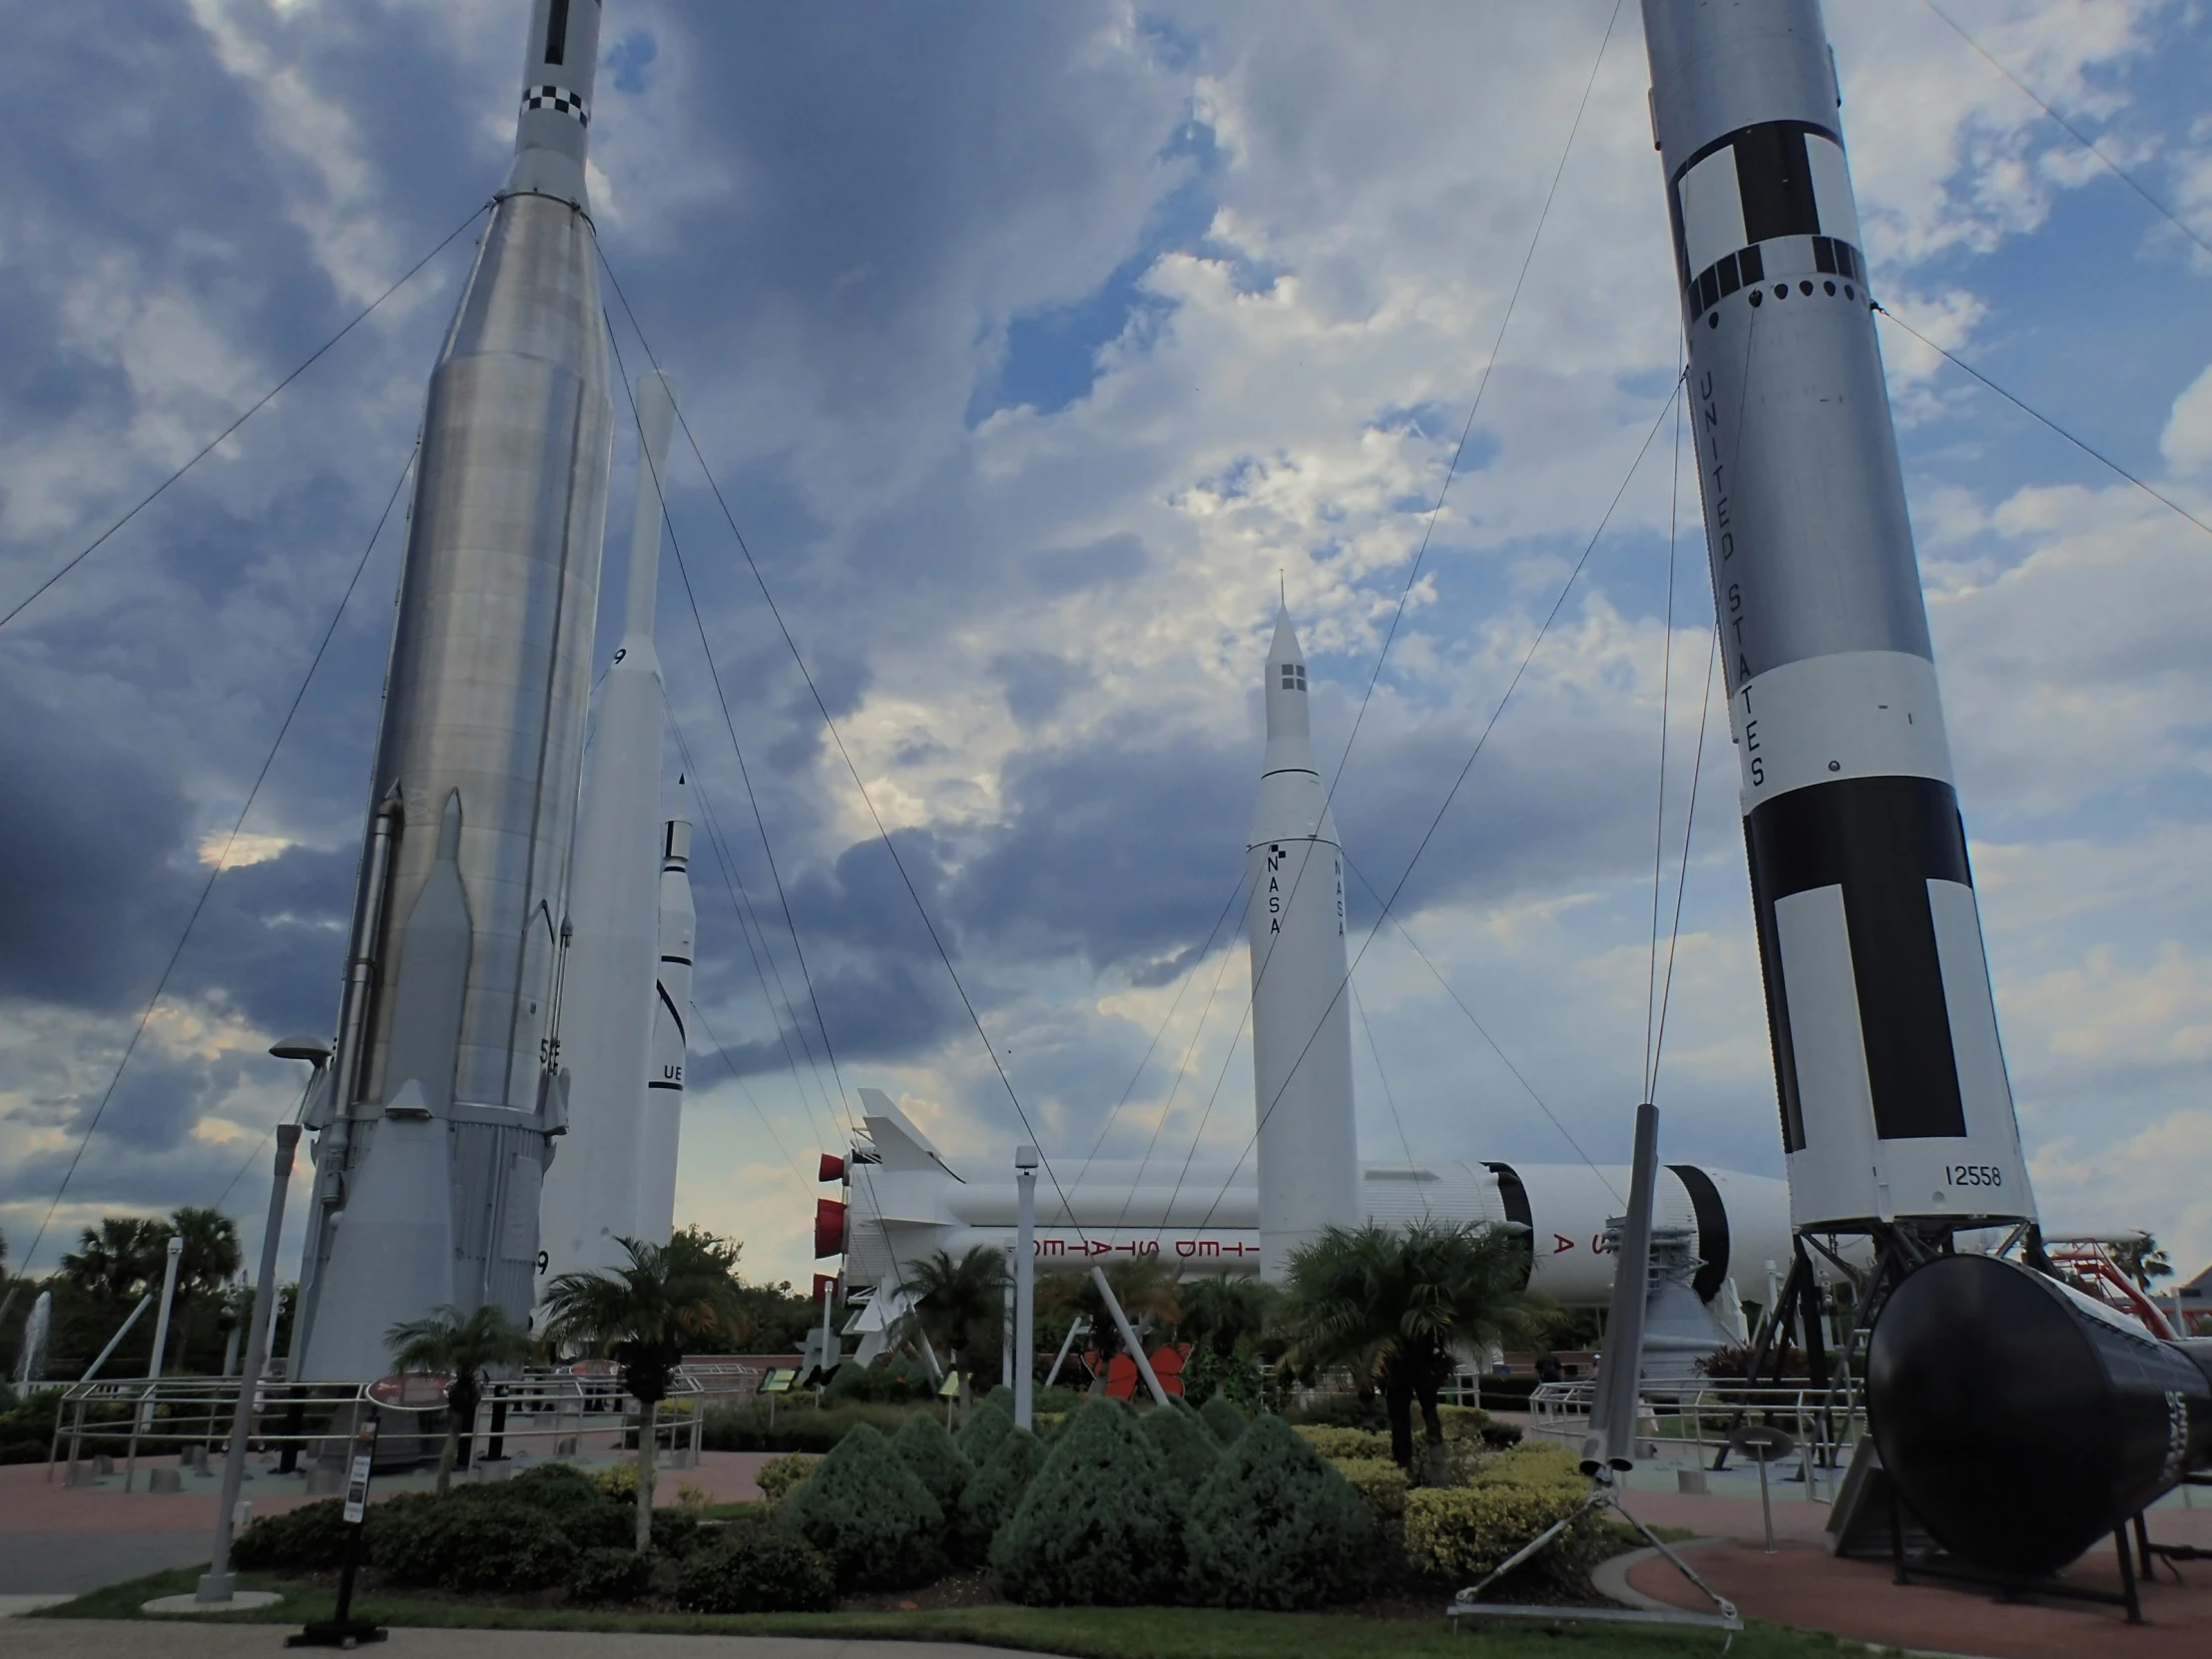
[287,1410,386,1648]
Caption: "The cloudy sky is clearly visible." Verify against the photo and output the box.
[3,0,2208,1295]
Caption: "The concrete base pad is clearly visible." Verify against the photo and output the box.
[141,1591,283,1614]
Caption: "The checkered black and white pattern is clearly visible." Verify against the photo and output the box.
[522,85,590,126]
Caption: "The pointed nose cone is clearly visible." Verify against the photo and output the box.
[1263,606,1315,774]
[506,0,604,208]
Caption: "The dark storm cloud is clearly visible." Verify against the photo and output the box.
[988,650,1090,727]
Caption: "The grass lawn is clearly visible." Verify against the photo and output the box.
[45,1566,1866,1658]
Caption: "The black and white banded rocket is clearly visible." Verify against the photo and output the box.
[1642,0,2032,1232]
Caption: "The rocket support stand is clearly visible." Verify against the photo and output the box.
[1091,1267,1170,1407]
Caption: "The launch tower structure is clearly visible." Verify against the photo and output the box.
[292,0,615,1382]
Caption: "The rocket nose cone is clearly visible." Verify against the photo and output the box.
[1263,605,1312,752]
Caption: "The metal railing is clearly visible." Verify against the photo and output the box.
[1524,1376,1866,1498]
[48,1367,707,1491]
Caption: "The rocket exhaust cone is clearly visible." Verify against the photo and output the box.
[1868,1254,2212,1577]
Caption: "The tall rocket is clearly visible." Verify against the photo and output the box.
[1642,0,2032,1233]
[293,0,615,1380]
[636,787,695,1245]
[536,370,678,1295]
[1247,608,1362,1278]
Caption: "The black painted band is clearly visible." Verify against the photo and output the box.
[1667,1163,1731,1303]
[1484,1162,1535,1290]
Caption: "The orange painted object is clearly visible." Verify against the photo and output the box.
[1103,1344,1186,1399]
[813,1198,847,1258]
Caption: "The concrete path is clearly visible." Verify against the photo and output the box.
[0,1624,1062,1659]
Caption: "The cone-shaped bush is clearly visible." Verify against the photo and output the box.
[956,1422,1044,1561]
[1140,1401,1221,1494]
[783,1421,945,1591]
[892,1408,972,1515]
[1184,1411,1374,1609]
[1199,1391,1247,1444]
[955,1389,1015,1466]
[991,1398,1184,1605]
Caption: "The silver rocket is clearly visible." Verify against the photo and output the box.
[536,371,677,1297]
[294,0,615,1380]
[1642,0,2032,1233]
[1246,608,1361,1279]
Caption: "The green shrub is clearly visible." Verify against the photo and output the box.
[891,1409,971,1515]
[955,1391,1014,1465]
[1480,1422,1523,1448]
[1402,1443,1595,1588]
[990,1398,1183,1606]
[488,1473,633,1550]
[1029,1384,1086,1415]
[782,1421,943,1592]
[1184,1412,1373,1609]
[1293,1423,1393,1460]
[1140,1402,1221,1493]
[1329,1456,1410,1551]
[955,1423,1043,1561]
[362,1491,449,1581]
[422,1500,578,1593]
[1289,1392,1387,1430]
[231,1498,350,1571]
[570,1546,651,1604]
[824,1355,933,1404]
[755,1452,820,1507]
[677,1529,836,1613]
[650,1507,702,1558]
[1198,1391,1247,1444]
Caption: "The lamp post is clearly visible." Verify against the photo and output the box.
[197,1036,327,1604]
[1014,1145,1037,1428]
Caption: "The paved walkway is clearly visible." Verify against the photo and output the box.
[0,1625,1058,1658]
[1614,1487,2212,1659]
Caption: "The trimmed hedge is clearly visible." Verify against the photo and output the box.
[1184,1412,1373,1609]
[1293,1423,1393,1460]
[413,1499,577,1593]
[1198,1392,1247,1445]
[991,1399,1183,1607]
[1139,1402,1221,1494]
[1402,1443,1594,1586]
[782,1420,944,1591]
[824,1355,933,1403]
[231,1497,350,1571]
[891,1409,971,1515]
[676,1529,837,1613]
[570,1546,651,1604]
[755,1452,820,1507]
[955,1423,1043,1561]
[702,1400,916,1453]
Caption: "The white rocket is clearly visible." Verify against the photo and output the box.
[636,786,695,1245]
[1246,607,1362,1279]
[537,370,679,1295]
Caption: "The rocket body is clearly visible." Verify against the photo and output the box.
[1246,609,1361,1279]
[1643,0,2031,1232]
[637,798,694,1245]
[537,371,678,1295]
[295,0,614,1381]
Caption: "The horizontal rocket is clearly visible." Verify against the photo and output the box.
[1642,0,2033,1233]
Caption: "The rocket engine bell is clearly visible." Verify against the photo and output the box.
[294,0,614,1381]
[1642,0,2032,1233]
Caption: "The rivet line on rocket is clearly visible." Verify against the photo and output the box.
[600,258,1094,1252]
[12,442,418,1278]
[1923,0,2212,265]
[1873,302,2212,542]
[1185,374,1687,1241]
[0,203,488,635]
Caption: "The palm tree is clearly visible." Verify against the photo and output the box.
[60,1216,171,1300]
[899,1247,1006,1421]
[384,1303,533,1494]
[1179,1273,1275,1360]
[1039,1259,1182,1395]
[541,1234,753,1551]
[1286,1221,1549,1483]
